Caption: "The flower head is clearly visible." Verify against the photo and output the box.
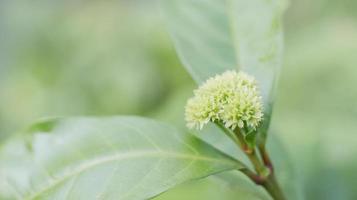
[185,70,263,131]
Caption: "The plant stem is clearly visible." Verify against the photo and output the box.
[232,128,286,200]
[257,144,286,200]
[233,129,267,175]
[258,144,273,171]
[248,150,286,200]
[246,149,269,175]
[234,128,253,153]
[262,173,286,200]
[216,124,286,199]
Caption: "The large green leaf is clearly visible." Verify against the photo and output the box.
[0,116,243,200]
[160,0,286,136]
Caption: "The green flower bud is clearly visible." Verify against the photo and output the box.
[185,70,263,131]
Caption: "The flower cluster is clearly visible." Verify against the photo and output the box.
[185,70,263,131]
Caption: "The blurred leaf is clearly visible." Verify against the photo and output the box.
[0,2,182,140]
[273,21,357,199]
[0,116,243,200]
[160,0,286,138]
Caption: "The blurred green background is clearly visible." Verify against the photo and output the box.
[0,0,356,199]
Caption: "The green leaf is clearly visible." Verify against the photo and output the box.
[0,116,243,200]
[160,0,286,138]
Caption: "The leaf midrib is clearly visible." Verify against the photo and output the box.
[26,150,239,200]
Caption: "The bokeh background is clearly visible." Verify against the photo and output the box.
[0,0,356,199]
